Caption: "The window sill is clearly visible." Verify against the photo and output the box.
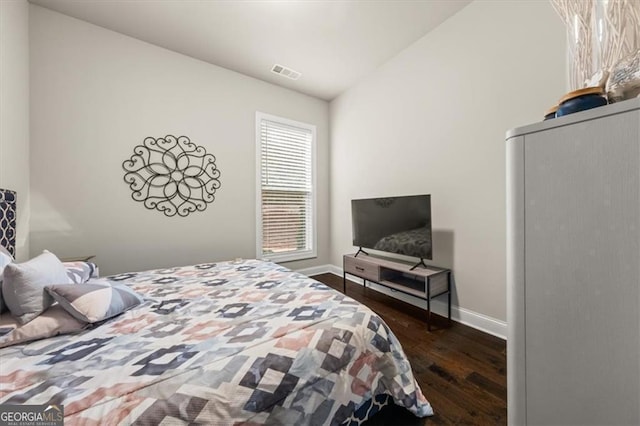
[261,250,317,263]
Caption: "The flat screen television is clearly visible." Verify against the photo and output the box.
[351,194,432,266]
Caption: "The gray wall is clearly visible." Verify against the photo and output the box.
[0,0,30,261]
[29,5,330,275]
[329,0,566,322]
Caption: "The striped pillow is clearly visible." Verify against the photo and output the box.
[63,261,99,284]
[46,279,144,323]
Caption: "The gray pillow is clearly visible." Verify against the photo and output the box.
[2,250,73,324]
[0,245,14,314]
[46,279,144,323]
[0,305,86,349]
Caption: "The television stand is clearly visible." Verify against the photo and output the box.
[354,247,369,258]
[343,253,452,331]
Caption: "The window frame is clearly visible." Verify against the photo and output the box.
[255,111,317,263]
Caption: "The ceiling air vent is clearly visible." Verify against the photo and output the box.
[271,64,301,80]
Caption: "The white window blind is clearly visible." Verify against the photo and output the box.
[256,113,316,262]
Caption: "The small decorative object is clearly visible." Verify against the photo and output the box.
[123,135,221,217]
[585,69,610,90]
[556,86,608,117]
[606,49,640,102]
[0,189,17,257]
[544,105,559,120]
[552,0,640,100]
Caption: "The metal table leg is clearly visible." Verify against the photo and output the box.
[427,276,431,331]
[447,271,452,324]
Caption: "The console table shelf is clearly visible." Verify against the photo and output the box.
[342,253,452,330]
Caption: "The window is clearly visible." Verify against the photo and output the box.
[256,112,316,262]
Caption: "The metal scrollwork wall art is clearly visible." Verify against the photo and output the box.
[123,135,221,217]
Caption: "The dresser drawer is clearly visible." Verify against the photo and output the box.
[344,256,379,281]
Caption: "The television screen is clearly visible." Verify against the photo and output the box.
[351,194,432,260]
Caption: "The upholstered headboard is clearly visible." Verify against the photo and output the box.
[0,189,17,257]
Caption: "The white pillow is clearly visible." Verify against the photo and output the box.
[0,245,14,314]
[0,245,11,266]
[2,250,73,324]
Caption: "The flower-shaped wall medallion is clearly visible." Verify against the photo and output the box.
[122,135,221,217]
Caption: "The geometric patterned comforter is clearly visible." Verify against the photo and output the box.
[0,259,433,425]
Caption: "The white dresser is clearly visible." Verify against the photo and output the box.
[506,99,640,425]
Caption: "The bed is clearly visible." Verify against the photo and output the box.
[0,257,433,425]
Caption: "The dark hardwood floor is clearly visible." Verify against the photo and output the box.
[312,273,507,425]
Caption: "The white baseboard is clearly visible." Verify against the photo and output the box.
[298,264,506,340]
[295,264,334,276]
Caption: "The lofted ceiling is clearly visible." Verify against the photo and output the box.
[29,0,471,101]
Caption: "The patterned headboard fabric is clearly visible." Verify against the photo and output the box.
[0,189,17,257]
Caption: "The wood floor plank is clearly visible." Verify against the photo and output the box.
[417,367,505,424]
[466,372,507,403]
[426,332,506,385]
[313,273,507,425]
